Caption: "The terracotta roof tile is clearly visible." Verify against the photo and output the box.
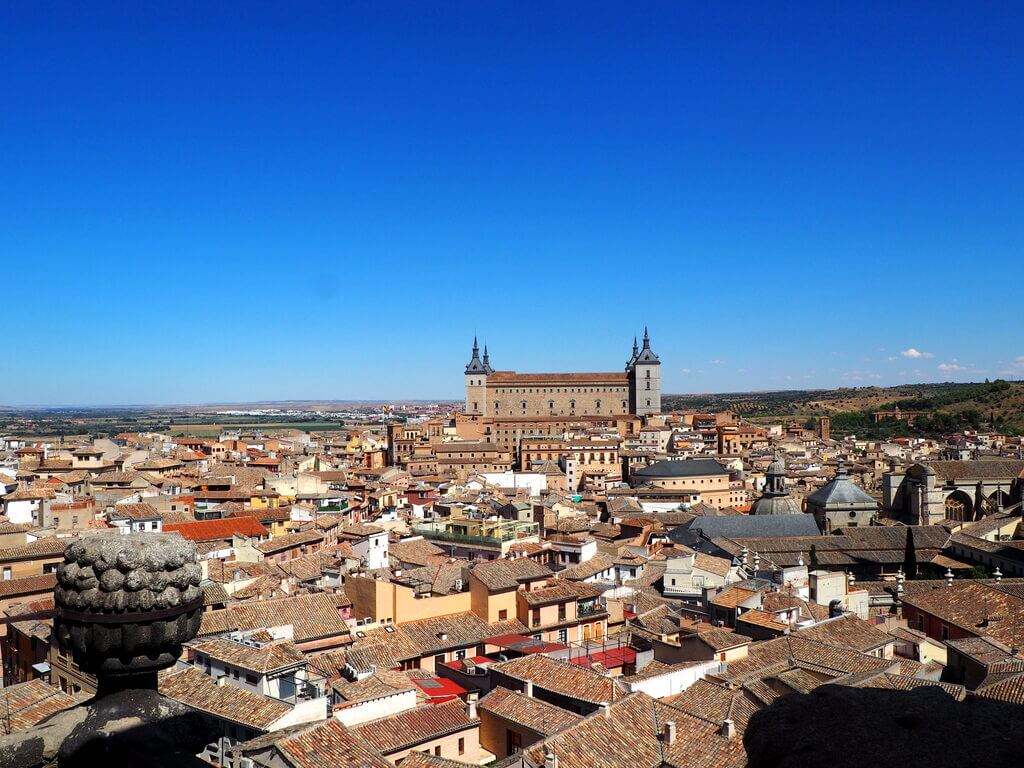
[255,530,323,554]
[478,687,582,734]
[525,692,744,768]
[352,700,475,754]
[198,592,348,643]
[192,637,306,674]
[900,581,1024,649]
[490,654,624,705]
[159,666,289,729]
[164,517,268,542]
[275,718,391,768]
[0,679,80,734]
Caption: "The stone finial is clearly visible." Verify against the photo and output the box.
[54,534,203,690]
[945,568,954,587]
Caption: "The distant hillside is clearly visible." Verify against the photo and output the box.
[663,380,1024,437]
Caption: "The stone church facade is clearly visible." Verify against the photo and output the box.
[464,331,661,418]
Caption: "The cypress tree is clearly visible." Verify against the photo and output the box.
[904,527,918,579]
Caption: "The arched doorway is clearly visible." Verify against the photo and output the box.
[944,490,974,522]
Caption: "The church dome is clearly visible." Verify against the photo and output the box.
[751,495,803,515]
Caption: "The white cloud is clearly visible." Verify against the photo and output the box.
[937,362,965,372]
[680,368,692,374]
[1000,355,1024,375]
[887,356,897,361]
[901,348,934,359]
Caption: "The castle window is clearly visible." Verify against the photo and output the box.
[646,382,650,390]
[646,399,651,407]
[595,400,602,410]
[646,370,650,379]
[548,400,554,410]
[570,400,576,411]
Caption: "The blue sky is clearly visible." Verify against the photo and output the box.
[2,3,1022,405]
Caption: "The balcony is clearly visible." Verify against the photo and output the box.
[412,519,539,548]
[577,598,607,618]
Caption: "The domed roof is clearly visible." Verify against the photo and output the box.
[805,462,877,509]
[751,495,803,515]
[767,456,786,475]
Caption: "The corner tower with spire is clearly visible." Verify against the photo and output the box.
[464,336,490,415]
[628,327,661,415]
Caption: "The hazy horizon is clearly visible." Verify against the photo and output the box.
[3,377,1020,411]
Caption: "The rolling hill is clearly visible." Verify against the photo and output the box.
[662,380,1024,437]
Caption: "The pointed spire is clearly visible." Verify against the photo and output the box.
[632,336,639,355]
[633,327,659,364]
[465,334,486,373]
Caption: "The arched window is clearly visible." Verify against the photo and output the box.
[520,400,527,410]
[595,400,602,410]
[570,400,576,411]
[548,400,555,410]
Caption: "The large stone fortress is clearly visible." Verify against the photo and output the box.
[464,330,661,417]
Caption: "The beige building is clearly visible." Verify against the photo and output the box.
[463,331,661,418]
[434,442,513,478]
[631,458,747,509]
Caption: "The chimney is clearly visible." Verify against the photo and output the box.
[599,702,611,718]
[544,747,559,768]
[523,680,534,697]
[216,674,227,687]
[466,691,478,720]
[720,719,736,739]
[662,720,676,746]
